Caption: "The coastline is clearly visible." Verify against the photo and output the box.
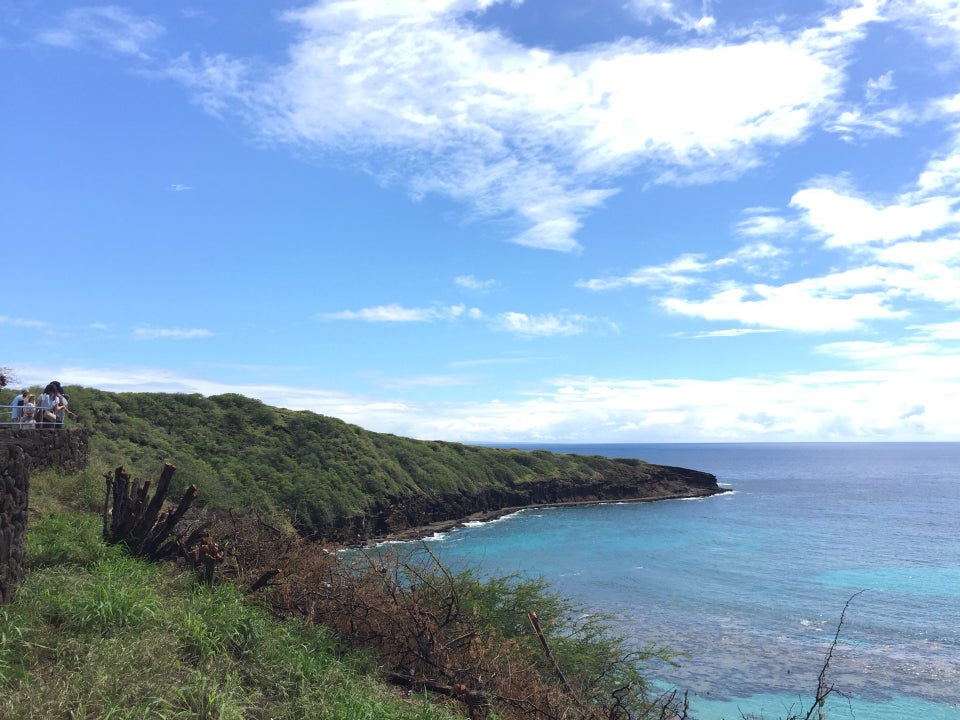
[368,485,730,545]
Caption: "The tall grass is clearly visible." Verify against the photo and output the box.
[0,511,461,720]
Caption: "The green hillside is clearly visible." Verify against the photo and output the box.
[52,386,707,538]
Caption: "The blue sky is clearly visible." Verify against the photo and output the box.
[3,0,960,442]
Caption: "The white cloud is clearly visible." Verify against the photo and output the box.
[363,372,472,389]
[824,105,912,141]
[321,303,471,322]
[790,186,958,247]
[690,328,782,338]
[626,0,716,32]
[37,6,163,58]
[455,274,498,292]
[661,275,905,332]
[170,183,193,191]
[910,320,960,340]
[0,315,46,328]
[875,238,960,306]
[579,241,785,294]
[397,364,960,441]
[488,311,613,337]
[26,346,960,441]
[884,0,960,52]
[165,1,875,252]
[134,327,213,340]
[736,209,800,238]
[577,254,724,291]
[865,70,895,103]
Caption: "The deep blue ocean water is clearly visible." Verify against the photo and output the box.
[414,443,960,720]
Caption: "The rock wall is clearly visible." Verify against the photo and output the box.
[0,427,90,473]
[0,443,28,603]
[0,428,90,603]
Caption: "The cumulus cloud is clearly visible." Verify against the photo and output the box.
[37,6,164,58]
[163,0,876,252]
[789,186,958,247]
[661,277,904,332]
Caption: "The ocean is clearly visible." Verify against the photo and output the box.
[414,443,960,720]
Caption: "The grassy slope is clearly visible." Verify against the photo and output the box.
[0,504,463,720]
[56,387,662,534]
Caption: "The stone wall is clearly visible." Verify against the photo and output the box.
[0,443,28,603]
[0,428,90,603]
[0,427,90,473]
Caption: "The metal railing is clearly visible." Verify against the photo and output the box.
[1,402,71,428]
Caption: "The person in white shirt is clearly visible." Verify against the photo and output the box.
[37,383,64,428]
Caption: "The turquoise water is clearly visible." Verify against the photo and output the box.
[417,443,960,720]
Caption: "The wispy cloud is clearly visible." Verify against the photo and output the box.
[164,1,876,252]
[689,328,782,338]
[581,113,960,334]
[169,183,192,192]
[321,304,476,323]
[455,275,498,293]
[362,372,472,389]
[0,315,46,328]
[489,311,615,337]
[627,0,716,32]
[577,254,726,291]
[37,6,163,58]
[321,303,614,338]
[450,356,530,368]
[134,327,213,340]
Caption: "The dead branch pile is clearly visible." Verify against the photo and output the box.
[102,463,222,584]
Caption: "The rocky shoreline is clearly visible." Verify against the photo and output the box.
[371,484,729,545]
[317,460,728,546]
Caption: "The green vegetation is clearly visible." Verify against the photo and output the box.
[0,387,846,719]
[1,511,462,720]
[2,487,683,720]
[16,386,657,535]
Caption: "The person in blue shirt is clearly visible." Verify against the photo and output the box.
[9,389,27,422]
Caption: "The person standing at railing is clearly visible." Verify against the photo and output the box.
[37,383,65,428]
[51,381,69,427]
[20,394,36,429]
[9,389,27,422]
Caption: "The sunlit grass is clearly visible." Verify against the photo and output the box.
[0,514,462,720]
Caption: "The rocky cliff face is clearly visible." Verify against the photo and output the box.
[312,460,724,545]
[0,443,29,603]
